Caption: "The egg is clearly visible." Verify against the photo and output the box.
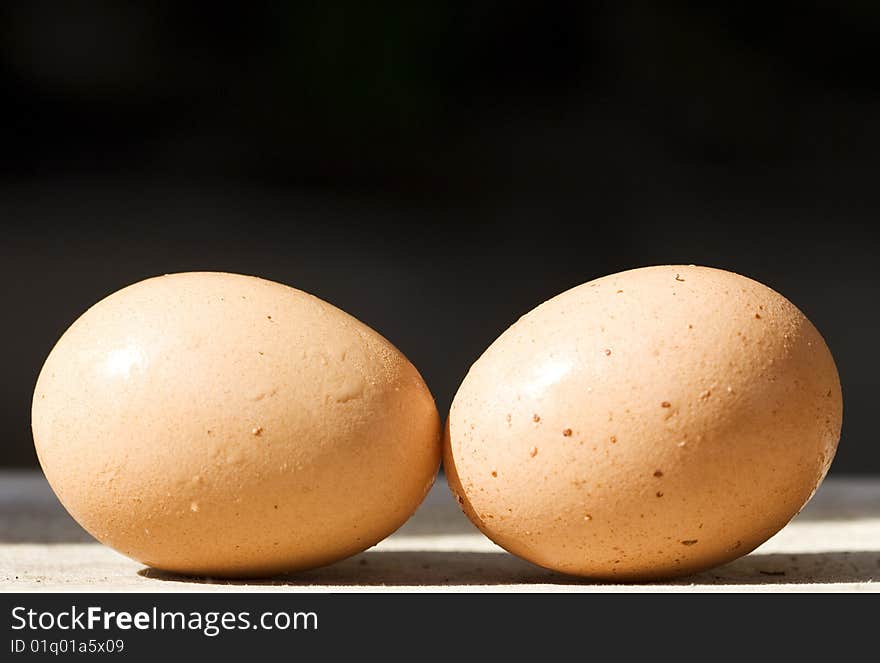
[32,272,441,577]
[444,265,842,580]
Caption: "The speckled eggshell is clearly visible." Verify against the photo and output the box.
[33,272,441,577]
[444,265,842,580]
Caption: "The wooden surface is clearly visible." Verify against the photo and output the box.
[1,471,878,592]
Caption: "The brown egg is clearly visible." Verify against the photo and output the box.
[33,272,441,577]
[444,265,842,580]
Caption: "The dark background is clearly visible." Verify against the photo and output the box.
[2,3,877,472]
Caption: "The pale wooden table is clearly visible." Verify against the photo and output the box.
[1,471,878,592]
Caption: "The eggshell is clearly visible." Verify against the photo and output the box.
[444,265,842,580]
[33,272,441,577]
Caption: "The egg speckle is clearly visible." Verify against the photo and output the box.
[32,272,441,577]
[444,265,842,580]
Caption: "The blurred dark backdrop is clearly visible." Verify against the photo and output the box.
[2,3,877,471]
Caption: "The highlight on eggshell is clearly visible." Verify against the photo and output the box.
[31,272,442,577]
[443,265,842,580]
